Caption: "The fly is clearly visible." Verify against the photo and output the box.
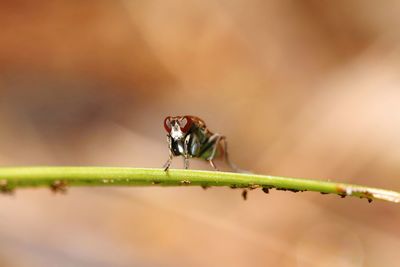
[163,115,238,171]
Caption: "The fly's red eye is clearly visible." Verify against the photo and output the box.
[179,117,187,128]
[180,116,193,133]
[164,117,172,132]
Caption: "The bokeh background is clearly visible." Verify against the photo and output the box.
[0,1,400,266]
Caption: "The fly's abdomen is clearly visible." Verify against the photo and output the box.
[198,139,222,160]
[199,146,222,160]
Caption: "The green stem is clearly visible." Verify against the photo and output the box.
[0,167,398,203]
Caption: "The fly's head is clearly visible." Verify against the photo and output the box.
[164,116,194,141]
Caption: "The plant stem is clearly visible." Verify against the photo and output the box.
[0,167,398,203]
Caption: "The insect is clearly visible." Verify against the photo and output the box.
[163,115,237,171]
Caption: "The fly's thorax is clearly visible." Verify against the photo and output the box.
[185,127,214,157]
[193,125,212,144]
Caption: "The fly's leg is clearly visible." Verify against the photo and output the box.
[163,153,173,171]
[183,134,191,169]
[163,135,174,171]
[221,138,251,174]
[219,137,251,199]
[183,157,190,169]
[221,137,240,172]
[206,134,225,171]
[209,159,218,170]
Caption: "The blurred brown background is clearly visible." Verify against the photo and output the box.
[0,1,400,266]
